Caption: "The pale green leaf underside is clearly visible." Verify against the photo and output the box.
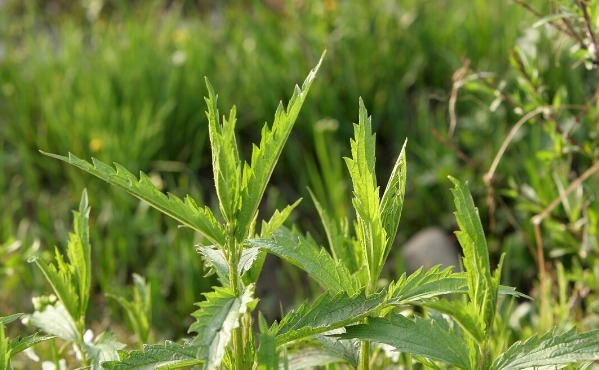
[101,341,201,370]
[336,313,471,369]
[39,152,226,245]
[235,53,325,241]
[269,290,386,346]
[247,227,360,295]
[85,331,126,370]
[491,328,599,370]
[29,303,78,342]
[197,246,261,285]
[188,285,254,370]
[284,348,347,369]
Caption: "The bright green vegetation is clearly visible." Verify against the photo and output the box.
[2,0,599,368]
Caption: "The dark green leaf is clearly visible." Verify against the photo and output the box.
[101,341,201,370]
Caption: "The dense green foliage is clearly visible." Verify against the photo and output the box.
[2,0,599,368]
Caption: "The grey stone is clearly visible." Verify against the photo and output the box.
[401,227,461,273]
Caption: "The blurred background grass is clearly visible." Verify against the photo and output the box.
[2,0,598,341]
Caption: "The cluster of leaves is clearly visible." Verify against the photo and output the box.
[453,0,599,334]
[5,53,599,369]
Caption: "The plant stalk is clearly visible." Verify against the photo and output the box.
[228,240,245,370]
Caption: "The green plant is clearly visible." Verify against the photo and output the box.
[37,54,599,369]
[27,190,124,369]
[0,313,53,369]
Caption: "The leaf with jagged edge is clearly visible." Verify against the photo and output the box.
[490,328,599,370]
[388,266,468,305]
[247,227,360,295]
[188,284,254,370]
[269,289,386,347]
[260,199,302,238]
[449,176,497,335]
[235,53,325,242]
[1,314,54,362]
[29,190,91,328]
[205,79,241,224]
[423,299,485,345]
[344,98,387,285]
[335,313,472,369]
[256,332,278,370]
[101,341,202,370]
[39,152,226,246]
[198,246,261,285]
[379,140,407,264]
[308,189,359,273]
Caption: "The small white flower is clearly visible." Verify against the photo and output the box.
[41,359,67,370]
[24,347,39,362]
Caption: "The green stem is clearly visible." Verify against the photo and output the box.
[228,240,245,370]
[358,340,370,370]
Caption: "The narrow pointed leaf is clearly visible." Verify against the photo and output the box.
[40,152,226,245]
[269,290,386,346]
[69,189,91,319]
[345,99,387,284]
[9,333,55,357]
[247,227,360,294]
[379,140,407,262]
[491,328,599,370]
[336,313,471,369]
[260,199,302,238]
[449,176,497,333]
[101,341,201,370]
[205,79,241,223]
[0,314,24,326]
[388,266,468,305]
[308,189,358,272]
[188,285,254,370]
[235,53,324,241]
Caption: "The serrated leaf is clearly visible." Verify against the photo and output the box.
[40,152,226,245]
[101,341,201,370]
[188,284,254,370]
[260,199,302,238]
[29,303,78,341]
[257,333,278,370]
[491,328,599,370]
[449,176,497,334]
[85,331,125,370]
[388,266,468,305]
[198,246,262,285]
[423,299,485,344]
[247,227,360,294]
[379,140,407,263]
[308,189,359,273]
[235,53,324,241]
[344,99,387,286]
[205,79,241,223]
[336,313,471,369]
[270,289,386,346]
